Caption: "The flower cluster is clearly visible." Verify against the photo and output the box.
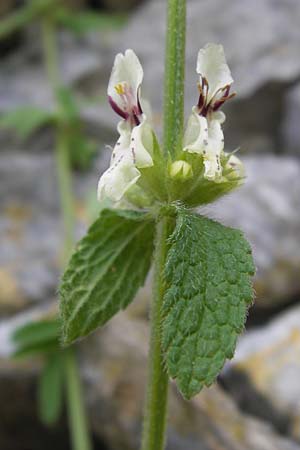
[98,44,244,208]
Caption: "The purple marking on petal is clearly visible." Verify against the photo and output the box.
[108,96,129,120]
[137,85,143,115]
[133,114,140,126]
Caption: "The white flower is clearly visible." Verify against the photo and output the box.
[183,43,236,181]
[98,50,154,203]
[183,108,224,180]
[98,115,154,202]
[108,49,144,127]
[196,43,234,109]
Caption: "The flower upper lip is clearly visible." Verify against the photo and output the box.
[107,49,144,126]
[196,43,235,117]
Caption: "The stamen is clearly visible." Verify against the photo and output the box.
[115,83,125,95]
[110,82,143,125]
[197,82,206,113]
[196,76,209,116]
[108,96,129,120]
[210,85,236,112]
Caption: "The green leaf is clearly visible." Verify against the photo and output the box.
[60,208,155,345]
[162,211,255,399]
[54,9,127,34]
[12,318,60,358]
[0,107,53,139]
[38,353,64,426]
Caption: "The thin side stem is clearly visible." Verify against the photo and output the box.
[41,18,60,92]
[64,349,92,450]
[141,218,172,450]
[163,0,186,158]
[55,128,75,259]
[42,18,92,450]
[42,18,75,260]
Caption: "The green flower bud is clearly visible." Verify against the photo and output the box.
[169,160,193,180]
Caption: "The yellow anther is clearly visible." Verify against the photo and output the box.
[115,83,125,95]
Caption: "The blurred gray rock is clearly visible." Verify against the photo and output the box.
[281,82,300,155]
[209,155,300,306]
[1,308,299,450]
[0,30,109,114]
[81,313,300,450]
[0,151,108,314]
[0,153,60,313]
[223,303,300,441]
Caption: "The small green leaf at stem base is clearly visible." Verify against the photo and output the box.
[0,107,53,140]
[60,208,155,345]
[12,318,60,358]
[162,210,255,399]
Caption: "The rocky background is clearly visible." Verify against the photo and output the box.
[1,0,300,449]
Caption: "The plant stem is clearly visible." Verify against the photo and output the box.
[42,18,60,95]
[42,18,74,260]
[55,128,75,258]
[163,0,186,158]
[142,1,186,448]
[42,17,92,450]
[64,349,92,450]
[141,218,172,450]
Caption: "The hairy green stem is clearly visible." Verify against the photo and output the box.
[141,1,187,447]
[141,0,186,448]
[64,350,92,450]
[141,218,172,450]
[42,17,92,450]
[163,0,186,158]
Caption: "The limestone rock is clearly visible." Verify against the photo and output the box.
[81,313,300,450]
[1,308,299,450]
[0,151,108,313]
[281,82,300,155]
[223,304,300,441]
